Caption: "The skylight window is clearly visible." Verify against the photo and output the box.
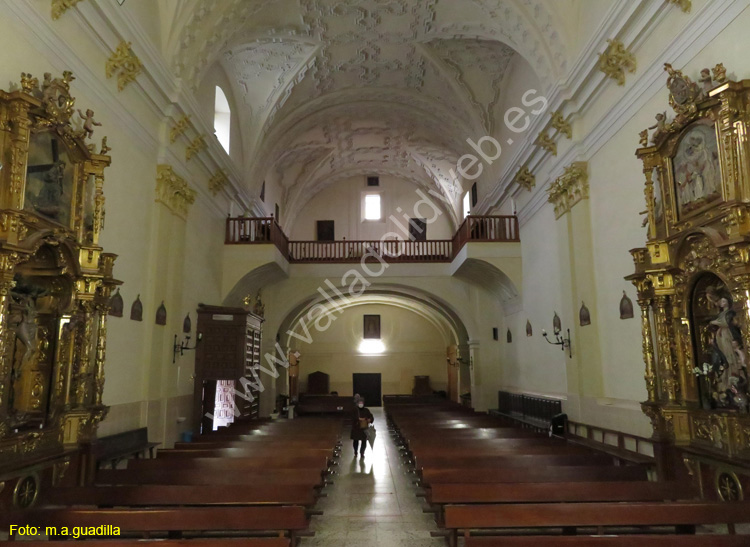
[364,194,381,220]
[214,86,231,154]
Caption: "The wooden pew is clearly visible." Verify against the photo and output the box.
[127,456,332,472]
[427,481,696,504]
[421,465,647,485]
[93,427,160,469]
[414,453,614,470]
[463,535,750,546]
[3,506,309,541]
[95,468,325,487]
[43,485,317,508]
[443,501,750,547]
[154,445,334,461]
[5,541,290,547]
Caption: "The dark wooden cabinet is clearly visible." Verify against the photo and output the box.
[193,305,263,433]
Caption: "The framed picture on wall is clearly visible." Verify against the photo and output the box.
[363,314,381,339]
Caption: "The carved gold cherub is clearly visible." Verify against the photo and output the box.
[77,108,102,139]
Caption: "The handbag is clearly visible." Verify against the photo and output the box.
[358,417,369,429]
[365,424,376,448]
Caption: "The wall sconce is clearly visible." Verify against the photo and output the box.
[542,328,572,358]
[173,332,202,363]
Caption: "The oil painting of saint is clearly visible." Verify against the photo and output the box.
[672,123,721,218]
[24,133,74,226]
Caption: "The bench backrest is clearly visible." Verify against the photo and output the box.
[422,465,648,484]
[130,456,330,470]
[416,453,612,469]
[3,506,308,533]
[154,448,333,460]
[464,536,750,547]
[428,481,697,503]
[94,428,150,460]
[95,468,323,486]
[444,501,750,529]
[44,485,317,507]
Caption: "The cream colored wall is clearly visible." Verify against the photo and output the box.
[497,2,750,437]
[0,3,234,446]
[287,175,455,241]
[293,304,448,397]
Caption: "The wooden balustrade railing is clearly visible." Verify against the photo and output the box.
[288,239,452,263]
[225,215,518,263]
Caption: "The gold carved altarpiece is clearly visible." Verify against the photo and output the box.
[630,63,750,498]
[0,72,117,508]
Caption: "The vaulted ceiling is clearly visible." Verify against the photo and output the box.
[165,0,572,221]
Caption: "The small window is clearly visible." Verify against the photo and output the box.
[260,181,265,202]
[471,182,478,207]
[214,86,231,154]
[275,203,280,223]
[363,315,381,339]
[463,191,471,218]
[364,194,381,220]
[367,176,380,187]
[409,218,426,241]
[316,220,335,241]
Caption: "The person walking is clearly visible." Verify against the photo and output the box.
[351,397,373,457]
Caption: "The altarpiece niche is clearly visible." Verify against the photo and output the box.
[630,63,750,496]
[0,72,117,507]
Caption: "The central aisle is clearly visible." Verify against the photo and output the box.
[302,408,442,547]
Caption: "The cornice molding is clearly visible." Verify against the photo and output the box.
[496,0,742,228]
[6,0,253,219]
[547,162,589,219]
[155,165,196,220]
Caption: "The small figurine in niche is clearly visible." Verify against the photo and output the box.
[77,109,102,139]
[183,313,191,334]
[579,302,591,326]
[526,320,532,337]
[506,329,512,343]
[109,288,123,318]
[100,136,111,155]
[698,68,713,98]
[648,112,668,144]
[156,301,167,326]
[130,294,143,321]
[712,63,727,84]
[620,291,634,319]
[704,285,749,408]
[639,129,649,147]
[253,290,265,317]
[552,312,562,335]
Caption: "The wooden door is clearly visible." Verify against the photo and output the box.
[199,380,217,435]
[353,373,382,407]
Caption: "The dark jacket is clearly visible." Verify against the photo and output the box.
[350,406,374,441]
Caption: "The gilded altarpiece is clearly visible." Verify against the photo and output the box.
[630,64,750,499]
[0,72,117,509]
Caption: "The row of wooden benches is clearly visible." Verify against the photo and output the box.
[2,417,344,546]
[385,399,750,546]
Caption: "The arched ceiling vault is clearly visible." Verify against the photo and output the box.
[278,287,471,350]
[166,1,571,218]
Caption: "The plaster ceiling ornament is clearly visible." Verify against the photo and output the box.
[535,131,557,156]
[513,166,535,191]
[666,0,692,13]
[598,39,636,86]
[208,170,229,196]
[164,1,570,220]
[51,0,83,20]
[105,41,142,92]
[169,115,191,144]
[550,111,572,140]
[547,161,589,219]
[185,135,207,161]
[155,165,196,220]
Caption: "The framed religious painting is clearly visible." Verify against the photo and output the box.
[669,120,722,221]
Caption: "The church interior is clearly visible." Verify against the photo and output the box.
[1,0,750,543]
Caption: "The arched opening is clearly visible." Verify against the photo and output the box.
[214,86,231,154]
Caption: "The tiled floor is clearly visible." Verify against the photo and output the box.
[302,408,444,547]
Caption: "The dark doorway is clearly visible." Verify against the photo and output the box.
[199,380,217,435]
[409,218,426,241]
[353,373,382,407]
[317,220,335,241]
